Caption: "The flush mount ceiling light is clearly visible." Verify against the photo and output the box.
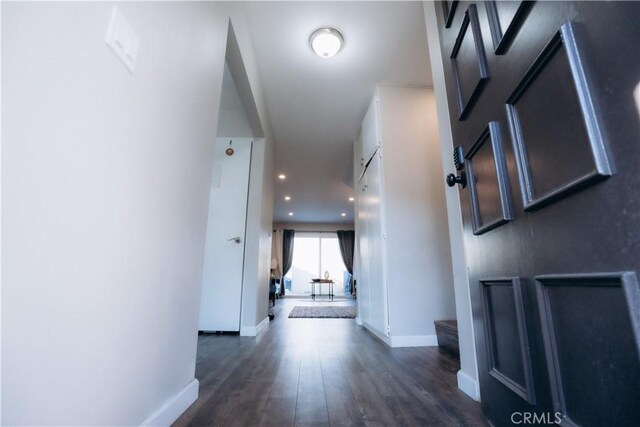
[278,174,286,180]
[309,27,344,58]
[284,196,291,201]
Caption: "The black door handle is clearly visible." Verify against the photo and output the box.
[446,173,466,188]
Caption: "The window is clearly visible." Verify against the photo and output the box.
[284,233,348,296]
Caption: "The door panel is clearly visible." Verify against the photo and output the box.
[480,278,535,404]
[505,23,613,211]
[437,1,640,425]
[466,122,513,235]
[450,4,489,119]
[485,1,533,54]
[536,273,640,426]
[199,138,252,332]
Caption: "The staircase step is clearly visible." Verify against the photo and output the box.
[434,320,459,356]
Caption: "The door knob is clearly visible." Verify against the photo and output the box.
[446,173,466,188]
[227,237,242,244]
[446,145,467,188]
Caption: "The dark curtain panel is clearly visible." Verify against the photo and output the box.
[281,229,295,295]
[337,230,355,274]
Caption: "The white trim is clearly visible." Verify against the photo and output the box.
[139,378,199,427]
[389,334,438,348]
[423,0,480,388]
[376,83,433,90]
[457,370,481,401]
[361,321,391,346]
[360,323,438,348]
[354,316,363,326]
[240,316,269,336]
[240,324,255,336]
[256,316,269,335]
[0,5,3,423]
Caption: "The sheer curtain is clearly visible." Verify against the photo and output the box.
[271,230,283,279]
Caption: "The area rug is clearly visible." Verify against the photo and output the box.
[288,305,357,319]
[292,296,351,302]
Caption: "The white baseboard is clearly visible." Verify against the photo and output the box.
[361,321,391,346]
[240,316,269,336]
[389,334,438,347]
[359,323,439,348]
[256,316,269,335]
[355,316,363,326]
[457,370,480,401]
[140,378,199,426]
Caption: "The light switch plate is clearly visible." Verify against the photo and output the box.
[105,7,139,74]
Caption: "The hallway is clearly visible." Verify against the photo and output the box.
[174,298,486,426]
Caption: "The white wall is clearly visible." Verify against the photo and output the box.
[217,63,253,138]
[2,2,274,425]
[376,86,457,340]
[253,137,274,329]
[0,3,3,422]
[241,138,269,334]
[217,109,254,138]
[423,1,480,400]
[209,36,274,337]
[222,5,276,336]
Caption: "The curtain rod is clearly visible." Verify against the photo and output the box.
[272,230,352,233]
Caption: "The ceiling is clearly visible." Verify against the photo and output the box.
[242,1,432,223]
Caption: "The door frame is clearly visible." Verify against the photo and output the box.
[198,18,269,337]
[423,0,480,401]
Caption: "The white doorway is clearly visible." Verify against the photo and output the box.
[198,22,268,336]
[199,138,252,332]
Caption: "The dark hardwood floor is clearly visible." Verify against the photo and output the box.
[173,296,487,426]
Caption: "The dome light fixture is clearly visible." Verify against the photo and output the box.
[309,27,344,58]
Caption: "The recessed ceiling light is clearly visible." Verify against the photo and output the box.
[288,212,294,216]
[348,197,354,202]
[278,174,286,180]
[341,213,347,217]
[309,28,344,58]
[284,196,291,201]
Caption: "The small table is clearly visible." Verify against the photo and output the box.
[310,279,334,301]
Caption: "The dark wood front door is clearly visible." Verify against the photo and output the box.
[436,1,640,425]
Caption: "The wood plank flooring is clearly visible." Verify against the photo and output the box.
[173,297,487,427]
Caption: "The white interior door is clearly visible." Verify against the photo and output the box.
[357,175,371,325]
[365,150,389,336]
[199,138,252,332]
